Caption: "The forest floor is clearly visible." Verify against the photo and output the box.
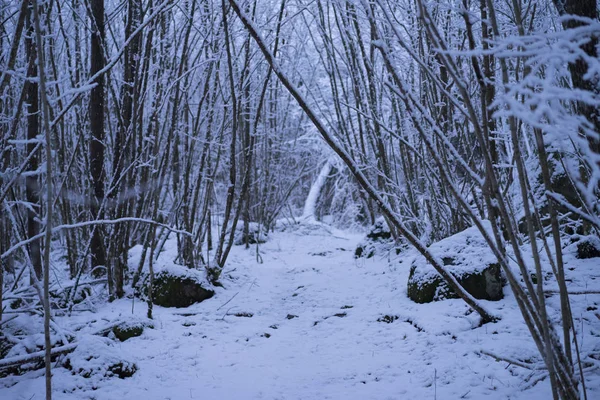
[1,220,600,399]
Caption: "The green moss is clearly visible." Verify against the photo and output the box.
[113,324,145,342]
[150,271,215,308]
[407,263,503,304]
[407,265,446,303]
[577,239,600,259]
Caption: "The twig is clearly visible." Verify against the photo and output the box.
[53,279,107,292]
[478,349,546,370]
[0,314,18,328]
[220,306,236,321]
[1,217,193,260]
[217,292,239,311]
[544,289,600,295]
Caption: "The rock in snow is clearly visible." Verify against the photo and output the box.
[112,318,153,342]
[576,235,600,259]
[150,270,215,308]
[407,223,504,303]
[65,335,137,380]
[138,263,215,308]
[354,218,396,258]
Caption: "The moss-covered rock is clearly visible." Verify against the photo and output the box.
[112,321,150,342]
[149,270,215,308]
[407,223,504,304]
[65,335,137,380]
[408,263,503,303]
[576,236,600,259]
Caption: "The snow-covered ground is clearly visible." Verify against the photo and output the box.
[2,221,599,399]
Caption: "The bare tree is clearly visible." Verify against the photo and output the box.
[25,3,41,280]
[554,0,600,156]
[31,0,54,397]
[89,0,106,272]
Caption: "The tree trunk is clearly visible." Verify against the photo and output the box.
[302,159,333,220]
[89,0,106,270]
[554,0,600,157]
[25,7,42,280]
[110,0,142,299]
[31,1,54,398]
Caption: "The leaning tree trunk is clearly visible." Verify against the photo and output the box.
[302,159,333,220]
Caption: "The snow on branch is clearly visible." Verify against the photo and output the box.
[1,217,193,261]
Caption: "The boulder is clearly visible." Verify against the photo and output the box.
[137,261,215,308]
[355,218,396,258]
[150,270,214,308]
[65,335,137,380]
[407,223,503,303]
[112,319,153,342]
[576,236,600,259]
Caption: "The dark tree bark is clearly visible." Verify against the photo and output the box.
[0,2,29,290]
[110,0,142,299]
[554,0,600,156]
[25,5,42,280]
[89,0,106,270]
[31,1,55,397]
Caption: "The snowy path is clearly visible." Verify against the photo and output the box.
[3,223,599,399]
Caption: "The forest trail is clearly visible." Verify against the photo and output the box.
[3,1,599,398]
[3,222,595,400]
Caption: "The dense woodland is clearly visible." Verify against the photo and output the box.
[1,0,599,399]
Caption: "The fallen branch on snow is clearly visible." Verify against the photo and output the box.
[0,319,131,372]
[478,349,546,370]
[544,289,600,295]
[0,343,77,371]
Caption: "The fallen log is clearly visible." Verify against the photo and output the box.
[0,343,77,371]
[0,319,140,372]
